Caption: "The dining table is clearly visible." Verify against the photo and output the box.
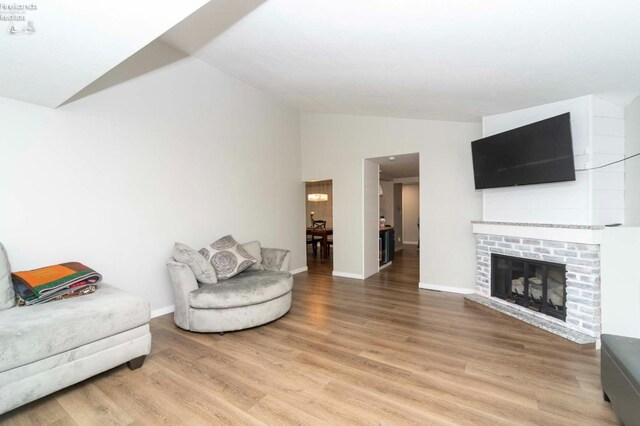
[307,227,333,259]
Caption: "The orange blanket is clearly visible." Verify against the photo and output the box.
[12,262,102,305]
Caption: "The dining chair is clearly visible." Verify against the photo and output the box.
[306,233,318,255]
[309,220,326,257]
[312,220,327,229]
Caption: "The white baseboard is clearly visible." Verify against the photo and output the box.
[418,282,474,295]
[151,305,175,318]
[332,271,365,280]
[290,266,308,275]
[403,241,418,245]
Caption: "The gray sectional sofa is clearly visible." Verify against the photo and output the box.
[167,247,293,333]
[0,244,151,415]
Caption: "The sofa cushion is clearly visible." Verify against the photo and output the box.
[199,235,256,280]
[0,284,149,373]
[172,243,217,284]
[189,271,292,309]
[0,243,15,311]
[241,241,264,272]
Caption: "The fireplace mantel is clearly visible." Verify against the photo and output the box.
[471,221,605,245]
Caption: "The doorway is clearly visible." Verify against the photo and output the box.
[305,180,333,274]
[363,153,420,279]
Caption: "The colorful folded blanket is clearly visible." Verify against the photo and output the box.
[12,262,102,306]
[16,284,98,306]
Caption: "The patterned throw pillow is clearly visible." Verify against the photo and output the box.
[199,235,257,280]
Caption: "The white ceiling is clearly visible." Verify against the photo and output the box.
[0,0,208,108]
[371,153,419,180]
[162,0,640,122]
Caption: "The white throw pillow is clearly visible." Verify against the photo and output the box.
[0,242,15,311]
[241,241,264,272]
[173,243,218,284]
[199,235,257,280]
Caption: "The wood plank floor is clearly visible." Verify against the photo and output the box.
[1,248,619,425]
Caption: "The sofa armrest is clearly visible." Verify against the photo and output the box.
[166,259,199,330]
[261,248,291,272]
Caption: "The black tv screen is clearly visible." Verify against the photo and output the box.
[471,113,576,190]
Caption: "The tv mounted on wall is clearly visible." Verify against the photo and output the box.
[471,113,576,190]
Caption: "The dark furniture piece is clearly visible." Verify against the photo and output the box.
[307,227,333,259]
[307,220,327,256]
[306,234,318,255]
[601,334,640,425]
[379,226,395,267]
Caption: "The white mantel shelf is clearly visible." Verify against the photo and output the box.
[471,221,605,230]
[471,221,606,245]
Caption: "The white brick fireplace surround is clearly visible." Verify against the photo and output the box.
[468,221,604,346]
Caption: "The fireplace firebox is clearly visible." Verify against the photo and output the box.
[491,254,567,321]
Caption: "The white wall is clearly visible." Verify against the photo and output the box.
[626,96,640,225]
[402,184,420,244]
[363,159,380,279]
[301,113,481,292]
[601,227,640,339]
[482,95,625,226]
[379,180,394,226]
[592,96,626,225]
[0,41,305,313]
[393,183,403,246]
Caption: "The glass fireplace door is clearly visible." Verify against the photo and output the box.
[491,254,567,321]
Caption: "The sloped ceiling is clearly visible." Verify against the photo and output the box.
[162,0,640,122]
[0,0,208,108]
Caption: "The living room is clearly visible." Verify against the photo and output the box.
[1,1,639,424]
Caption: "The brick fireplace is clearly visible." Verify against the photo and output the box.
[467,221,603,346]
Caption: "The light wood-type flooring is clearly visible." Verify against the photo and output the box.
[1,248,619,425]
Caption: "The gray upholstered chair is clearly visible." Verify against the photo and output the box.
[166,247,292,333]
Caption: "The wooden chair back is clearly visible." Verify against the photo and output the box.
[312,220,327,229]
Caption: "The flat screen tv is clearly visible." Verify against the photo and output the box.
[471,113,576,190]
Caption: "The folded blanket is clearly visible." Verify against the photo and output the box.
[16,284,98,306]
[12,262,102,306]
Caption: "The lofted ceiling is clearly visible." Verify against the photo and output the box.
[0,0,208,108]
[162,0,640,122]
